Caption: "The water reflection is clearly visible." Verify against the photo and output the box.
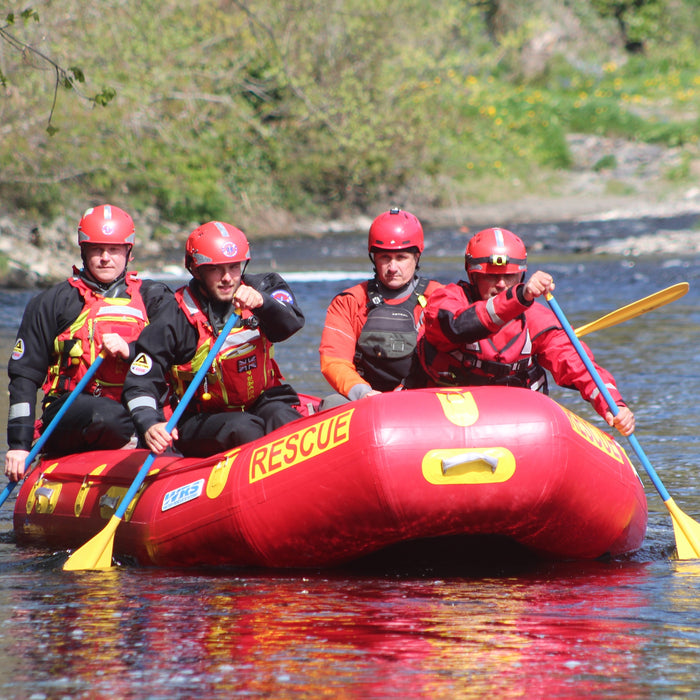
[0,562,660,698]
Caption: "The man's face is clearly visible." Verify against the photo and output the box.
[374,250,419,290]
[83,244,130,285]
[474,272,522,299]
[196,262,243,303]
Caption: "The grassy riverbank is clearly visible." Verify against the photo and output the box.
[1,0,699,244]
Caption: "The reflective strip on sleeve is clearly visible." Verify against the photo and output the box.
[485,297,505,326]
[8,402,31,420]
[126,396,159,412]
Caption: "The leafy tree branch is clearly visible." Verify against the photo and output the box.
[1,7,115,134]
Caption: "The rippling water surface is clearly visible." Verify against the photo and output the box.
[1,215,700,698]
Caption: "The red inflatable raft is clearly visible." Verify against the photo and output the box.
[13,387,647,568]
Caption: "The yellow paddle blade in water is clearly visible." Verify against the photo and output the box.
[63,515,121,571]
[666,498,700,560]
[575,282,689,338]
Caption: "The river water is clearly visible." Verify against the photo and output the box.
[1,214,700,698]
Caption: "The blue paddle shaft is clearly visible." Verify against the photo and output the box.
[546,293,671,501]
[0,352,107,508]
[112,311,241,520]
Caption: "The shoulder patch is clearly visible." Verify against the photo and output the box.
[271,289,294,305]
[129,352,153,376]
[11,339,25,361]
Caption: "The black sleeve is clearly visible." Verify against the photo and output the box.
[8,282,82,387]
[244,272,305,343]
[7,376,41,451]
[140,278,177,319]
[7,283,83,451]
[121,305,198,438]
[125,279,178,363]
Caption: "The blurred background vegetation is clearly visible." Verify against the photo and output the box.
[1,0,699,236]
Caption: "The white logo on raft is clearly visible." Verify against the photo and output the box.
[162,479,205,511]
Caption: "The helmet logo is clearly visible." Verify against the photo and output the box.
[101,223,115,236]
[222,242,238,258]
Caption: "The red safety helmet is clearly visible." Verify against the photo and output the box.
[78,204,135,247]
[185,221,251,273]
[368,208,424,255]
[465,227,527,282]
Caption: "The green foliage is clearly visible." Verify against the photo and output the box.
[664,152,692,182]
[5,8,40,25]
[0,182,64,219]
[0,0,698,230]
[92,87,117,107]
[604,179,636,195]
[594,154,618,171]
[590,0,669,52]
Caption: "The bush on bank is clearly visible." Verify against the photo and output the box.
[0,0,698,235]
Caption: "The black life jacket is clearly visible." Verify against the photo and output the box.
[354,277,429,391]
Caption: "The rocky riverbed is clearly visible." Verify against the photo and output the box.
[2,135,700,289]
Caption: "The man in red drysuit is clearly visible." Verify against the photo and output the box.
[416,226,635,436]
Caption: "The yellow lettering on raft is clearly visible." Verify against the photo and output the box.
[249,408,354,482]
[562,406,625,463]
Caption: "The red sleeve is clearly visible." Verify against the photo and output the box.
[527,303,627,418]
[423,282,532,350]
[318,283,370,397]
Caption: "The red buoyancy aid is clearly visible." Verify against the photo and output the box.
[171,286,283,412]
[42,270,148,401]
[420,281,548,391]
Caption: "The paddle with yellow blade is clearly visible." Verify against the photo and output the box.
[63,311,241,571]
[574,282,688,338]
[0,349,107,509]
[547,292,700,560]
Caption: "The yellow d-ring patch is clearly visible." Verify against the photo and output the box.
[207,447,241,499]
[435,390,479,426]
[422,447,516,485]
[25,462,59,514]
[74,463,108,517]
